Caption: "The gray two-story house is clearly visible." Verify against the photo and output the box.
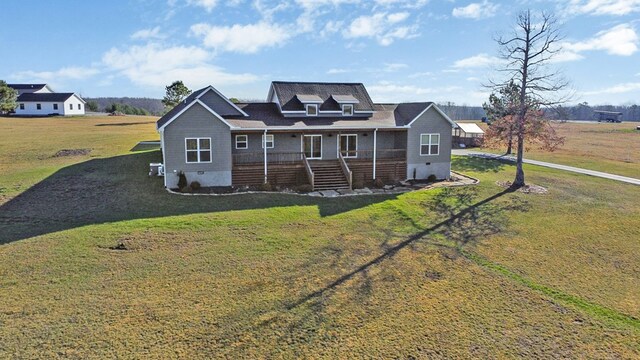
[157,81,456,191]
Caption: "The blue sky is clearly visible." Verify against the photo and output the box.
[1,0,639,105]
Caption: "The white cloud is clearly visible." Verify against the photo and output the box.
[583,82,640,95]
[319,20,343,37]
[295,0,359,11]
[367,81,462,102]
[452,53,502,68]
[564,0,640,16]
[343,12,418,45]
[327,68,350,74]
[11,66,100,83]
[187,0,218,12]
[101,43,258,88]
[452,1,499,19]
[382,63,408,72]
[564,24,639,56]
[131,26,165,40]
[408,71,433,78]
[373,0,429,8]
[190,22,291,53]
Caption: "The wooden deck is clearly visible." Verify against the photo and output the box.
[346,158,407,184]
[232,158,407,187]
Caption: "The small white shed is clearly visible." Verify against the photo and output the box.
[453,122,485,147]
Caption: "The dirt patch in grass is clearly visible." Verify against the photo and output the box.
[53,148,91,157]
[496,180,548,194]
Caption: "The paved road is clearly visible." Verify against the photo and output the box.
[452,149,640,186]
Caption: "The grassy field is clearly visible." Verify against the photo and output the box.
[0,116,639,358]
[475,121,640,178]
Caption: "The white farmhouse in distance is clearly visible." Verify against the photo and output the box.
[8,84,86,116]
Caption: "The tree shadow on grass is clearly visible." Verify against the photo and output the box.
[284,185,529,311]
[451,155,511,173]
[242,185,529,352]
[0,150,398,244]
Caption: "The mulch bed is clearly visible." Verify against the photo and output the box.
[53,149,91,157]
[496,181,548,194]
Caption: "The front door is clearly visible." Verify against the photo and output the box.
[303,135,322,159]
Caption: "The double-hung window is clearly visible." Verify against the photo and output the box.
[53,104,58,110]
[420,134,440,156]
[36,104,41,110]
[185,138,212,163]
[19,104,24,110]
[235,135,248,149]
[262,134,274,149]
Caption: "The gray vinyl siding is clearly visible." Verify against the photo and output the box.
[199,90,244,117]
[230,130,404,159]
[406,106,453,180]
[163,103,232,187]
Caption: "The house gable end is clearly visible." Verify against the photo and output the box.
[196,86,248,117]
[406,103,457,128]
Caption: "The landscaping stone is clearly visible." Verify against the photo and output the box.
[383,185,394,190]
[337,189,355,195]
[354,188,373,194]
[308,192,322,197]
[320,190,339,197]
[371,189,386,193]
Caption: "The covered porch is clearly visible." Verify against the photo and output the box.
[231,129,407,190]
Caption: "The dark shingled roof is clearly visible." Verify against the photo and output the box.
[8,84,48,90]
[272,81,375,112]
[17,93,75,102]
[222,102,433,129]
[394,102,433,126]
[156,87,207,129]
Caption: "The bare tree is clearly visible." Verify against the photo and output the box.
[490,10,572,187]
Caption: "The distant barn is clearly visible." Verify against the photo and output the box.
[594,110,622,123]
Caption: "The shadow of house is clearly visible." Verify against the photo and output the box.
[0,151,398,244]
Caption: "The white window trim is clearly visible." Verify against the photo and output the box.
[306,104,318,116]
[185,137,212,163]
[420,133,440,156]
[262,134,274,149]
[342,104,354,116]
[235,134,248,149]
[338,134,358,158]
[302,134,323,160]
[19,103,24,110]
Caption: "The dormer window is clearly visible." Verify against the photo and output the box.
[342,104,353,116]
[306,104,318,116]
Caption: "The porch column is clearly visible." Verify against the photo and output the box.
[373,128,378,180]
[263,129,268,184]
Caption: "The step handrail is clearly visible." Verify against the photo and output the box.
[337,153,353,190]
[302,154,315,189]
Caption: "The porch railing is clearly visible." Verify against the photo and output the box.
[302,154,314,189]
[233,152,304,165]
[338,153,353,190]
[345,149,406,160]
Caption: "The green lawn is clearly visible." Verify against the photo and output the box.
[0,116,639,358]
[476,121,640,178]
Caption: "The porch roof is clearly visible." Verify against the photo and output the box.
[226,102,433,130]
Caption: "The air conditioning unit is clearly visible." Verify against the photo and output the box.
[149,163,164,177]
